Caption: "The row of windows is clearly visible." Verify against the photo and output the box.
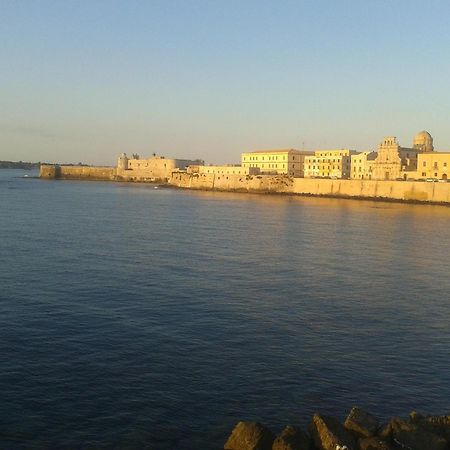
[306,165,346,170]
[204,170,244,174]
[243,163,288,168]
[306,158,344,163]
[423,161,448,168]
[244,155,297,161]
[316,152,348,157]
[421,172,448,178]
[244,155,287,161]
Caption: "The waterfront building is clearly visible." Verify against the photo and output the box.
[187,164,260,176]
[412,152,450,180]
[350,151,377,180]
[304,149,356,179]
[370,136,419,180]
[241,149,313,177]
[117,154,204,181]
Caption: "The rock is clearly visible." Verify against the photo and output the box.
[224,421,275,450]
[272,425,312,450]
[409,412,450,441]
[308,414,356,450]
[377,421,394,441]
[358,436,394,450]
[344,407,379,438]
[378,417,447,450]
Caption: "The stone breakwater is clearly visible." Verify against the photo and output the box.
[224,408,450,450]
[40,164,450,204]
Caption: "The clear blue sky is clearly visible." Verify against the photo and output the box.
[1,0,450,165]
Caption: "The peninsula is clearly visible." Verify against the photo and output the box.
[40,130,450,204]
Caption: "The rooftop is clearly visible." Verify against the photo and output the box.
[244,148,312,154]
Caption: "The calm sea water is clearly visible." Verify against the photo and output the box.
[1,169,450,449]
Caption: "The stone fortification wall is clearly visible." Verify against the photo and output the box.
[40,165,60,179]
[169,172,294,193]
[41,164,450,204]
[122,156,203,181]
[170,171,450,203]
[116,167,167,182]
[292,178,450,203]
[40,165,116,181]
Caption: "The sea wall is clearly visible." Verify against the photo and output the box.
[292,178,450,203]
[170,172,450,203]
[40,165,450,204]
[40,165,116,181]
[169,172,294,193]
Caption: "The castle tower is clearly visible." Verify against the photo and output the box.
[117,153,129,170]
[413,131,434,152]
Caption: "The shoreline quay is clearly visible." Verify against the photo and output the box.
[224,408,450,450]
[39,164,450,205]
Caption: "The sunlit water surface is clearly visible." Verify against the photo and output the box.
[1,169,450,449]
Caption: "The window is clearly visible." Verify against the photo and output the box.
[423,162,426,167]
[422,172,426,176]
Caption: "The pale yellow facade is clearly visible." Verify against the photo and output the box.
[350,151,377,180]
[410,152,450,180]
[187,164,260,176]
[304,149,356,179]
[241,149,313,177]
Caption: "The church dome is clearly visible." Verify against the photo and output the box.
[413,130,434,152]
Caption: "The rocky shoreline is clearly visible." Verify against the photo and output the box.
[224,408,450,450]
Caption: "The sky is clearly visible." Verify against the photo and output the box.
[1,0,450,165]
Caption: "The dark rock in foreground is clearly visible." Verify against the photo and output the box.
[344,407,379,438]
[308,414,356,450]
[272,425,312,450]
[224,408,450,450]
[379,416,447,450]
[224,421,275,450]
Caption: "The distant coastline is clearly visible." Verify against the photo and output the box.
[0,161,88,170]
[0,160,41,170]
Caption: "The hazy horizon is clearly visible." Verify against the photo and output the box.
[2,0,450,166]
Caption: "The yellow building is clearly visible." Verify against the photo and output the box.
[241,149,313,177]
[350,151,377,180]
[304,149,356,179]
[187,164,260,176]
[412,152,450,181]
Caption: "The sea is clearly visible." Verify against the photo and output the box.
[1,169,450,449]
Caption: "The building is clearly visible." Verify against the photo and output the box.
[304,149,357,179]
[413,130,434,152]
[369,136,420,180]
[187,164,260,176]
[241,149,313,177]
[350,151,377,180]
[413,152,450,180]
[117,153,204,181]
